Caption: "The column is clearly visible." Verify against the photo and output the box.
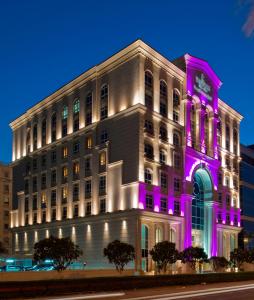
[181,194,192,249]
[204,201,217,257]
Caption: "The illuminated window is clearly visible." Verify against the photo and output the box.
[41,192,47,208]
[86,136,92,149]
[62,186,68,204]
[100,152,106,166]
[62,146,68,159]
[62,166,68,183]
[144,168,152,185]
[73,98,80,114]
[73,99,80,132]
[73,162,80,179]
[145,71,153,109]
[100,85,108,120]
[62,105,68,120]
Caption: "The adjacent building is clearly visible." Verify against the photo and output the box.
[10,40,242,272]
[0,163,12,253]
[239,144,254,249]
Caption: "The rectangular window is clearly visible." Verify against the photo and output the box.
[25,197,29,212]
[73,184,79,201]
[99,176,106,195]
[41,154,47,168]
[33,195,37,210]
[86,201,91,216]
[52,208,56,221]
[85,180,92,198]
[62,166,68,183]
[73,162,80,180]
[173,153,181,169]
[51,190,56,207]
[86,136,92,149]
[62,146,68,159]
[145,194,153,210]
[41,173,47,190]
[62,207,67,220]
[32,177,37,192]
[42,210,46,223]
[174,178,180,192]
[33,213,37,224]
[51,169,57,187]
[51,150,57,163]
[25,179,29,194]
[160,173,168,190]
[73,140,80,154]
[85,157,91,174]
[160,198,167,212]
[100,130,108,144]
[74,204,79,217]
[100,198,106,213]
[62,186,68,204]
[174,200,180,215]
[173,111,179,123]
[33,158,37,171]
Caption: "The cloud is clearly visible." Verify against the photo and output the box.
[242,0,254,37]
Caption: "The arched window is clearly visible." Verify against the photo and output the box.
[173,89,180,123]
[85,92,92,126]
[155,227,163,244]
[33,124,38,151]
[62,105,68,137]
[145,71,153,110]
[41,118,47,147]
[226,124,230,151]
[144,143,154,160]
[144,168,152,185]
[160,80,167,117]
[100,85,108,120]
[141,224,149,272]
[159,124,168,142]
[73,99,80,132]
[169,228,176,244]
[51,112,57,142]
[173,132,180,147]
[159,149,166,164]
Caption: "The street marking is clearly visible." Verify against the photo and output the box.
[125,283,254,300]
[45,292,125,300]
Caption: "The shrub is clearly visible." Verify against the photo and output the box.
[104,240,135,273]
[180,246,208,270]
[210,256,228,271]
[150,241,179,273]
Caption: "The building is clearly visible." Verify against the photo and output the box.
[0,163,12,253]
[239,144,254,249]
[10,40,242,272]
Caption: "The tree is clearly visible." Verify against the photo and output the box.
[0,241,7,256]
[104,240,135,273]
[180,246,208,270]
[150,241,179,273]
[230,248,247,269]
[210,256,228,272]
[34,236,83,271]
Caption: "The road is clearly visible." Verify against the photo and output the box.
[33,280,254,300]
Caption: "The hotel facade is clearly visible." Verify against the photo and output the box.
[10,40,242,272]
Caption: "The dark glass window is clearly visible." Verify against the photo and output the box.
[145,194,153,210]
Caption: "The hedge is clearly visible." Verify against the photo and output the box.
[1,271,254,299]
